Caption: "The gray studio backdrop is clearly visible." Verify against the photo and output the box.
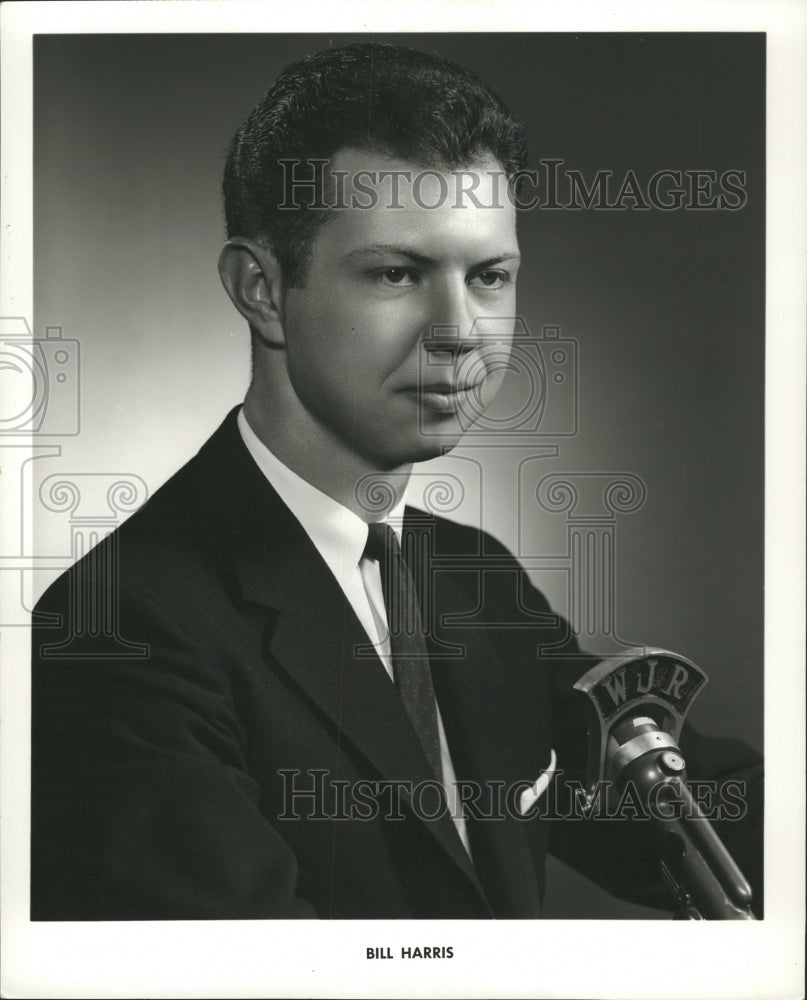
[32,32,764,918]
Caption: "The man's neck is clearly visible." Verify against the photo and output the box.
[242,388,411,521]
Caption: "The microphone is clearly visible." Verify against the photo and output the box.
[574,648,757,919]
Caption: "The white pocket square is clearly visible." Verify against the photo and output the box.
[519,748,557,816]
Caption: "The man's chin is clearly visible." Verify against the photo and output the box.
[363,431,464,471]
[404,430,466,464]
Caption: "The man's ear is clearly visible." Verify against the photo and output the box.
[218,237,286,346]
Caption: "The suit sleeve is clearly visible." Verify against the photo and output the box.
[31,580,318,920]
[513,566,765,916]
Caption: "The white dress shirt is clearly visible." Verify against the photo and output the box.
[237,407,471,853]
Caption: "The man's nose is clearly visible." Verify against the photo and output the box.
[423,280,480,358]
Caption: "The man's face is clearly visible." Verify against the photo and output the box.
[279,148,520,469]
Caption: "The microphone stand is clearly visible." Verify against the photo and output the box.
[609,715,756,919]
[574,648,757,920]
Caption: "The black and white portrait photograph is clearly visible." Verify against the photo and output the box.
[1,2,804,998]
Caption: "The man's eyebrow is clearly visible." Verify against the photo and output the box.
[342,245,522,267]
[475,252,522,269]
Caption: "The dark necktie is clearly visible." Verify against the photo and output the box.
[364,521,444,783]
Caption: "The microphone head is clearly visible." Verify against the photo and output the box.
[573,648,708,802]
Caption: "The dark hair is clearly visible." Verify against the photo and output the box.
[222,42,527,286]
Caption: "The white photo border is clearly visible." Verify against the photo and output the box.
[1,2,804,998]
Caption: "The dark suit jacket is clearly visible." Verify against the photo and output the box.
[31,409,763,920]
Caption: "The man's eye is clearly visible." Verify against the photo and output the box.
[470,270,507,289]
[378,268,417,286]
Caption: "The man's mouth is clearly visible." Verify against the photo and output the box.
[405,379,486,414]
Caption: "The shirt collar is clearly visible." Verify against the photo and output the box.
[237,407,406,583]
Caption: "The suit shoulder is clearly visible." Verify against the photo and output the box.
[33,412,261,617]
[35,459,205,610]
[423,510,520,561]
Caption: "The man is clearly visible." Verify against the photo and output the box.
[30,42,762,920]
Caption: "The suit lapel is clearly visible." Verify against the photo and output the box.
[423,540,545,917]
[192,412,549,914]
[210,424,486,905]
